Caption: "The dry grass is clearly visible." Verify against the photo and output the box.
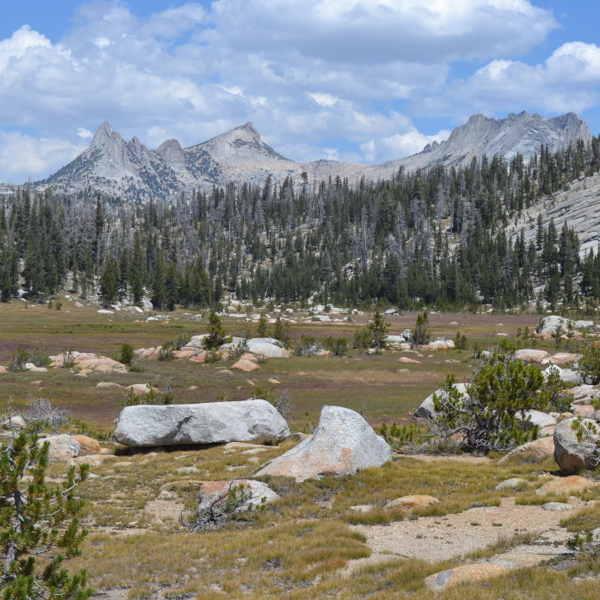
[2,302,598,599]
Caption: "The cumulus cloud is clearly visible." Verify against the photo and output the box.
[208,0,557,64]
[0,0,586,181]
[0,130,86,182]
[425,42,600,117]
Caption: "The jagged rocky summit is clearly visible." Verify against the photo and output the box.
[32,111,590,201]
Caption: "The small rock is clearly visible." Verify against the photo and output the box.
[398,357,421,364]
[3,416,26,429]
[384,495,439,510]
[73,435,101,455]
[41,435,80,462]
[349,505,374,513]
[95,382,125,390]
[425,563,511,591]
[542,502,572,511]
[495,478,528,490]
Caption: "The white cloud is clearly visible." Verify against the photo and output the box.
[0,130,86,182]
[308,93,340,108]
[360,129,452,164]
[209,0,557,64]
[0,1,583,182]
[427,42,600,117]
[77,127,93,139]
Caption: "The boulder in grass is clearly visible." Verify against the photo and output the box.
[197,479,279,514]
[554,417,600,472]
[384,495,439,510]
[73,435,102,456]
[41,434,80,462]
[549,353,580,367]
[247,339,289,358]
[3,416,26,429]
[413,383,469,421]
[536,475,598,496]
[514,349,550,364]
[95,382,125,390]
[114,400,290,447]
[543,365,582,386]
[498,436,554,464]
[232,359,261,372]
[517,410,557,430]
[535,315,572,338]
[255,406,391,482]
[426,563,511,592]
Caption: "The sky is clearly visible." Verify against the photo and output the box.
[1,0,600,183]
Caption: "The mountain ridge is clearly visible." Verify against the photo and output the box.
[28,111,592,200]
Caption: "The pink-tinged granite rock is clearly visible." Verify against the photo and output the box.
[232,359,261,372]
[256,406,390,482]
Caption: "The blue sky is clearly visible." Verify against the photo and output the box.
[1,0,599,182]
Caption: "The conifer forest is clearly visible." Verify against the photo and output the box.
[2,137,600,313]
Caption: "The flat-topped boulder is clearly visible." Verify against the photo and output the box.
[256,405,391,482]
[247,339,289,358]
[114,399,290,447]
[514,349,550,364]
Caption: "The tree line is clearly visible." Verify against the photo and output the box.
[1,136,600,312]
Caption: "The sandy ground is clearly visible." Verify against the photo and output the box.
[346,496,586,572]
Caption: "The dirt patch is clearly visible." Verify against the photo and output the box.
[348,496,588,571]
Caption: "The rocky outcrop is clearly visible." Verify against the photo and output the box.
[554,417,600,471]
[114,400,290,447]
[256,406,391,482]
[49,351,127,374]
[535,315,598,339]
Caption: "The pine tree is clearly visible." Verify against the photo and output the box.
[1,425,92,599]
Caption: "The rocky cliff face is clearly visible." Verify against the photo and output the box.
[33,112,591,201]
[397,111,591,171]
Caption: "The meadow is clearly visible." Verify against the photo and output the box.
[3,299,600,600]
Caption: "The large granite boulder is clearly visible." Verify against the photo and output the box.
[414,383,469,420]
[114,400,290,447]
[256,406,391,482]
[247,339,289,358]
[536,315,598,339]
[536,315,572,338]
[554,417,600,472]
